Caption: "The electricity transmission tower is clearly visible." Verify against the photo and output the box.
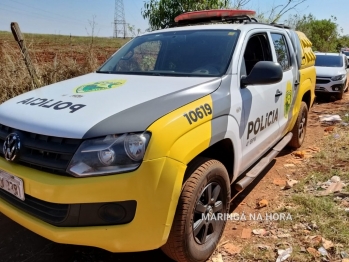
[113,0,126,38]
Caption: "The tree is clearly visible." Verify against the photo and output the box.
[230,0,251,9]
[85,15,101,47]
[285,14,340,52]
[142,0,230,30]
[337,35,349,49]
[128,24,142,38]
[254,0,307,23]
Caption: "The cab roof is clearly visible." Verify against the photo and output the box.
[142,9,291,36]
[142,22,287,36]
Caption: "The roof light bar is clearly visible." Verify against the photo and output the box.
[174,9,256,23]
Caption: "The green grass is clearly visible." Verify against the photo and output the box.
[290,194,349,244]
[239,111,349,261]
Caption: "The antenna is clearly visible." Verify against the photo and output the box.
[114,0,126,38]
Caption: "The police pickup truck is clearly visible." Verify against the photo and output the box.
[0,9,315,262]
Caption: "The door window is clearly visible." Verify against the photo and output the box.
[271,33,291,71]
[241,34,273,77]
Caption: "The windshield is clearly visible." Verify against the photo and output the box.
[315,55,343,67]
[342,51,349,56]
[97,30,239,77]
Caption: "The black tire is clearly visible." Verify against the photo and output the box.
[337,90,344,100]
[344,82,349,93]
[161,158,230,262]
[288,101,308,148]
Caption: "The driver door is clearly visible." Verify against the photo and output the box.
[239,31,283,171]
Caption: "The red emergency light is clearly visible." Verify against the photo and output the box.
[174,9,256,23]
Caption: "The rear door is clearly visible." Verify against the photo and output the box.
[344,55,349,90]
[269,32,297,135]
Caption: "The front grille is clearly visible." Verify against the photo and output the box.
[0,124,82,175]
[316,79,331,84]
[315,87,327,91]
[0,189,69,224]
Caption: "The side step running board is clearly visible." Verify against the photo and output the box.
[235,132,293,192]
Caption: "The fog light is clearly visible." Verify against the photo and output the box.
[335,87,339,91]
[98,204,126,223]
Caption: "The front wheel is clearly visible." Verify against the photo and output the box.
[288,101,308,148]
[161,158,230,262]
[336,90,344,100]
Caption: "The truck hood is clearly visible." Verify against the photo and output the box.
[315,66,346,78]
[0,73,221,139]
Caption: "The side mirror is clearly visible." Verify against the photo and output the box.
[241,61,283,87]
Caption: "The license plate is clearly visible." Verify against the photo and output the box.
[0,170,25,201]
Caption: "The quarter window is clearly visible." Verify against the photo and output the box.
[271,33,290,71]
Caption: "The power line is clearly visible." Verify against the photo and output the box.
[2,0,112,28]
[9,0,89,26]
[0,7,111,37]
[0,6,87,28]
[127,0,144,24]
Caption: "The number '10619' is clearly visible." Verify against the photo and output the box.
[183,103,212,125]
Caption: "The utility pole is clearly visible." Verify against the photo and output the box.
[113,0,126,38]
[11,22,41,89]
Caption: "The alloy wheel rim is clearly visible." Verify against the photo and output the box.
[299,111,306,140]
[193,182,224,245]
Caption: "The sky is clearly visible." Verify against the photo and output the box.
[0,0,348,37]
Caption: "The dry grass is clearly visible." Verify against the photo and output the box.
[0,31,130,104]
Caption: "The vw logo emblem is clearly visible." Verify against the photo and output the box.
[3,133,21,162]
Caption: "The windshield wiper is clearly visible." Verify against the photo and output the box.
[96,70,112,74]
[95,70,218,77]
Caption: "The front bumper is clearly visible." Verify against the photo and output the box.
[315,78,346,94]
[0,157,186,252]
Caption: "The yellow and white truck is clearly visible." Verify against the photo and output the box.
[0,10,315,262]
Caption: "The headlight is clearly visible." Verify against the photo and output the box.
[331,74,345,81]
[67,132,151,177]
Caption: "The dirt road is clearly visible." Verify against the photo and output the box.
[0,94,347,262]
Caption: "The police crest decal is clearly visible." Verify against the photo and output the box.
[284,81,292,118]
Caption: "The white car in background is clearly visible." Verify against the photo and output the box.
[315,52,349,100]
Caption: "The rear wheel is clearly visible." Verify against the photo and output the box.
[288,101,308,148]
[161,158,230,262]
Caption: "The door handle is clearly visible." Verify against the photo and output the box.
[294,80,300,88]
[275,90,283,97]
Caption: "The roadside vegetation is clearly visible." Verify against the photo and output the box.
[224,108,349,261]
[0,31,129,104]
